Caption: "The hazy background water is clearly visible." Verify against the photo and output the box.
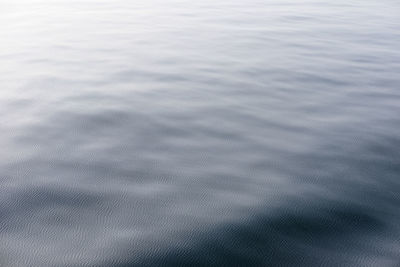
[1,0,400,266]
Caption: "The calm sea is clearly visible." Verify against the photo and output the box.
[1,0,400,266]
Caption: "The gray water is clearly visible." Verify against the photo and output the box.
[1,0,400,266]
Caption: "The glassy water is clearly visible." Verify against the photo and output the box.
[1,0,400,266]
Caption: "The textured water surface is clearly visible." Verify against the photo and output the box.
[1,0,400,266]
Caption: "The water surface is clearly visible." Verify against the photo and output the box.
[1,0,400,266]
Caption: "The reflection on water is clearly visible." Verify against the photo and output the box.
[1,0,400,266]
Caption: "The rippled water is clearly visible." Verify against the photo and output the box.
[1,0,400,266]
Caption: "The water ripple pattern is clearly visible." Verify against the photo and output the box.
[1,0,400,266]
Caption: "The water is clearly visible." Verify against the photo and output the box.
[1,0,400,266]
